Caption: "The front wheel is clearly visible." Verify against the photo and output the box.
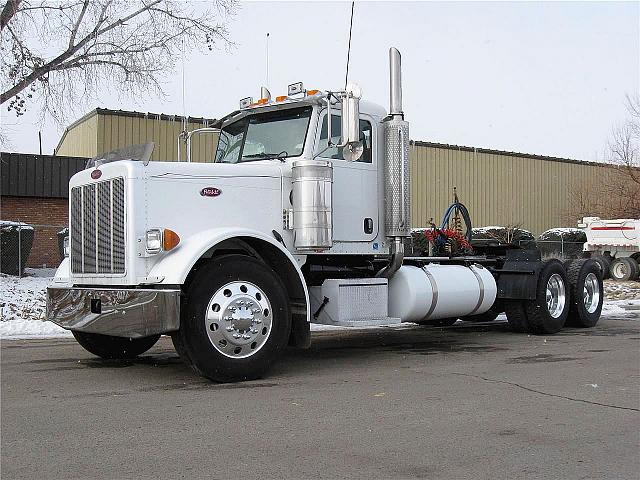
[176,254,291,382]
[72,331,160,359]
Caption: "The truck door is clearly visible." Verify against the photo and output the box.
[315,112,378,243]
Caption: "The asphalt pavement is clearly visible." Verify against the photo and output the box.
[2,315,639,480]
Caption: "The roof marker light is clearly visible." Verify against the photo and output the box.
[288,82,304,96]
[276,95,287,102]
[306,89,319,96]
[256,98,269,105]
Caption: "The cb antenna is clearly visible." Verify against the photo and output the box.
[265,32,270,88]
[344,1,355,88]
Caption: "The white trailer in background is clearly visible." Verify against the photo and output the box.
[46,48,605,382]
[580,217,640,281]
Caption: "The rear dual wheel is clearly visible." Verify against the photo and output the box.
[505,259,570,334]
[505,259,603,334]
[565,259,603,327]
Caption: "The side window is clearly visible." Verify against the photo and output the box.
[318,114,372,163]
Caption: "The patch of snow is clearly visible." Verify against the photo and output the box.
[472,226,505,232]
[543,228,583,235]
[0,220,34,230]
[0,273,70,339]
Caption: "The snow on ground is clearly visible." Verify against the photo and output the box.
[0,272,72,339]
[1,272,639,340]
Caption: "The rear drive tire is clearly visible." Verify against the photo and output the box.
[523,259,570,334]
[610,257,639,281]
[504,300,528,333]
[565,259,603,328]
[627,257,640,280]
[72,331,160,359]
[176,254,291,382]
[592,255,611,280]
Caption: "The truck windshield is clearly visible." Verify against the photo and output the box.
[215,106,313,163]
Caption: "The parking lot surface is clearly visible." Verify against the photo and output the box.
[2,316,639,480]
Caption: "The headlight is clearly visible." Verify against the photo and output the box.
[145,229,162,254]
[63,236,69,257]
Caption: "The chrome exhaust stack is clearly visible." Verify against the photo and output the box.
[389,47,403,118]
[378,47,411,278]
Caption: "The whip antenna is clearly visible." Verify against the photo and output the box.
[266,32,270,88]
[344,1,355,88]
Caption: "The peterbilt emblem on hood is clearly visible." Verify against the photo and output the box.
[200,187,222,197]
[91,169,102,180]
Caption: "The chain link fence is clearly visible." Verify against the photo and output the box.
[1,222,67,276]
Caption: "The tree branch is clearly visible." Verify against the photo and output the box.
[0,0,22,31]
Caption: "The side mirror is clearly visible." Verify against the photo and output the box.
[340,84,363,161]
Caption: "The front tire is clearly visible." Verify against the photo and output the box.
[176,255,291,382]
[72,331,160,359]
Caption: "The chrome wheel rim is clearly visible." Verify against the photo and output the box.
[205,281,272,358]
[546,273,566,319]
[583,272,600,314]
[612,262,626,279]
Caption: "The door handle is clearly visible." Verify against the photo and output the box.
[364,218,374,234]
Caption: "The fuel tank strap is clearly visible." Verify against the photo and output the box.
[468,265,485,315]
[421,267,438,319]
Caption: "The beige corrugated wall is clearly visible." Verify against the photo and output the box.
[97,114,218,163]
[57,112,217,162]
[410,143,610,235]
[55,113,99,158]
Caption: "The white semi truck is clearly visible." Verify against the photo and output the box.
[47,48,604,382]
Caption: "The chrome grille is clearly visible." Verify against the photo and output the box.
[70,177,125,274]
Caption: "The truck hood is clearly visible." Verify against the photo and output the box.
[69,159,289,188]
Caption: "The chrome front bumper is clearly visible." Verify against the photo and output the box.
[47,286,180,338]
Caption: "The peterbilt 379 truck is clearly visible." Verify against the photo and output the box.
[47,48,604,382]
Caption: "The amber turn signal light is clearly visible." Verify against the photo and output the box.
[163,229,180,251]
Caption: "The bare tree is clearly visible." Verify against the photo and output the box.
[567,95,640,220]
[1,0,236,122]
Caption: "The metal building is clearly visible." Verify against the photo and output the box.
[53,108,611,234]
[410,141,609,235]
[55,108,217,163]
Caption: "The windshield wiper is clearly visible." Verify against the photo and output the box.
[242,151,289,162]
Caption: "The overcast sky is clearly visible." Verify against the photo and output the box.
[2,1,638,161]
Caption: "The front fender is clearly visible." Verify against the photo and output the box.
[149,227,310,322]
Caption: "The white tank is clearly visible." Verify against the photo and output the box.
[388,264,497,322]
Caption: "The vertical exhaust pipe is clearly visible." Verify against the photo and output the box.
[389,47,403,118]
[377,47,411,279]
